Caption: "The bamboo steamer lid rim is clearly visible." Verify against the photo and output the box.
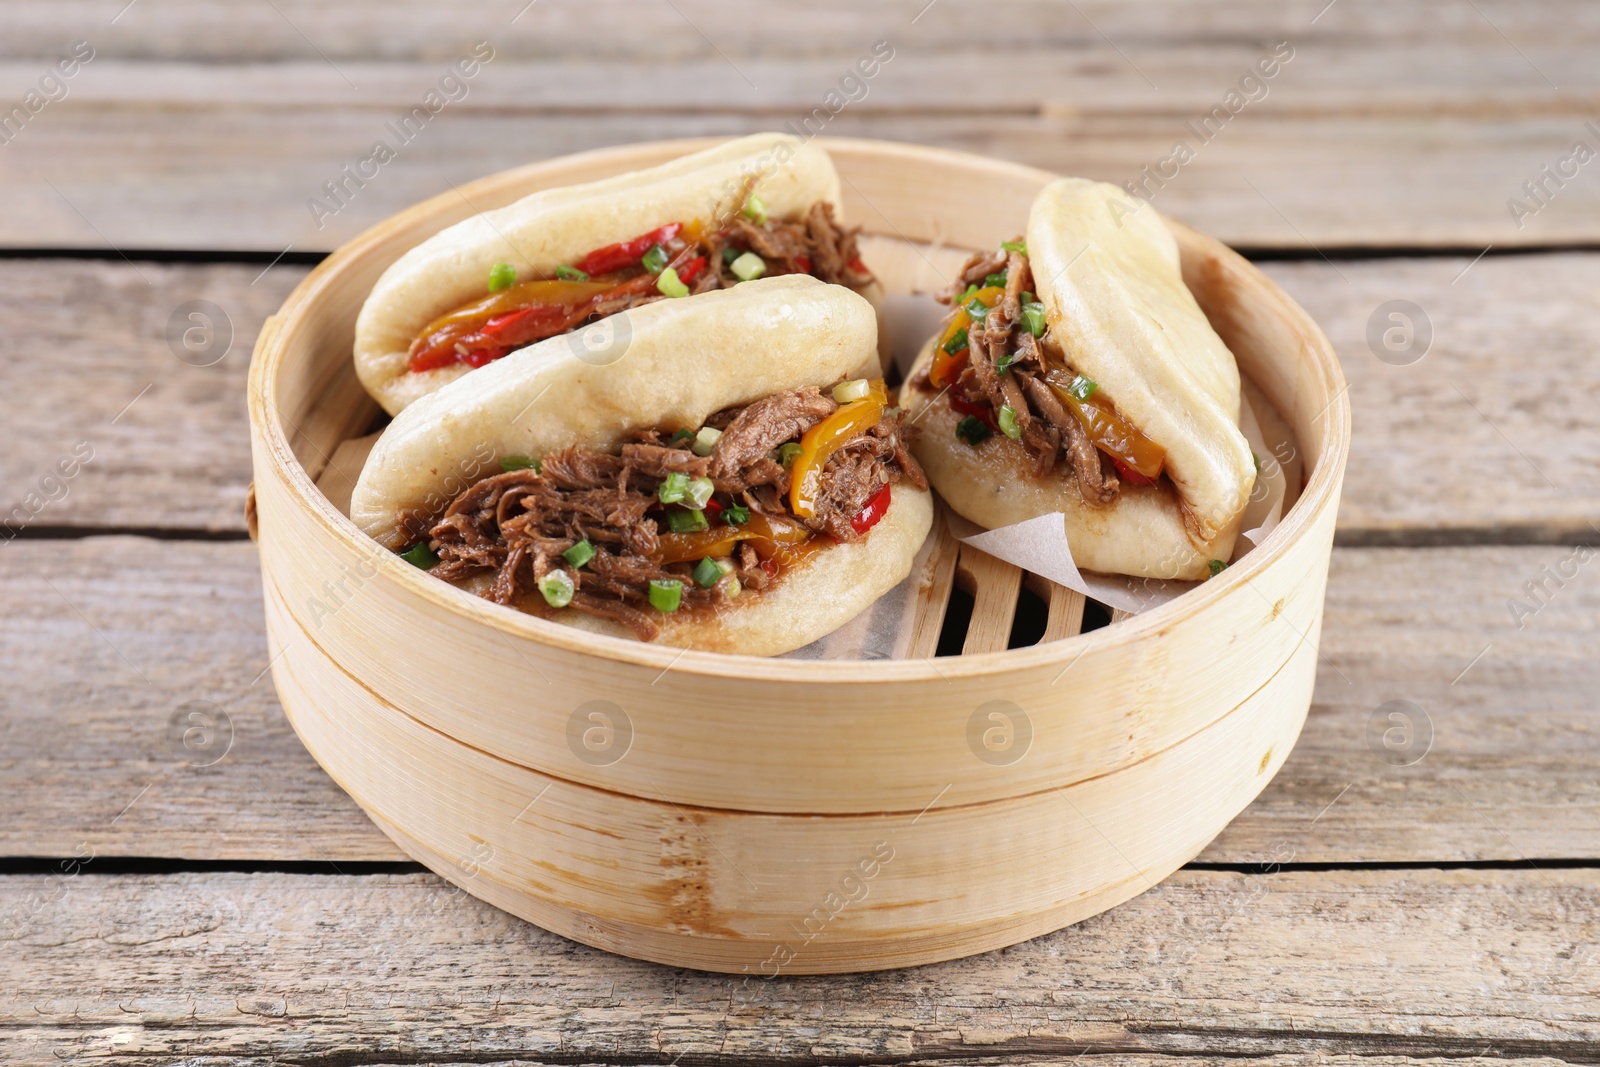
[247,136,1350,685]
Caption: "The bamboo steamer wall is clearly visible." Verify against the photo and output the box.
[247,138,1349,973]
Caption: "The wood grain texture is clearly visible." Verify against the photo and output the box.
[1043,583,1087,641]
[10,253,1595,541]
[0,0,1589,1042]
[3,868,1597,1063]
[2,1,1598,249]
[13,0,1598,61]
[901,507,959,658]
[0,537,400,862]
[956,544,1024,654]
[6,35,1595,112]
[3,539,1595,863]
[1211,542,1600,863]
[13,111,1600,253]
[0,260,305,536]
[1260,253,1600,544]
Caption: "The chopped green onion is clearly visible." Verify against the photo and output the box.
[500,454,540,473]
[538,568,575,608]
[1001,239,1027,254]
[562,540,595,569]
[997,404,1022,441]
[723,576,742,597]
[665,507,709,533]
[641,243,670,274]
[692,426,723,457]
[777,442,803,468]
[487,262,517,292]
[722,246,742,266]
[960,283,979,302]
[742,193,767,225]
[942,328,969,356]
[995,351,1016,376]
[658,471,690,504]
[955,416,991,446]
[683,476,715,510]
[400,542,439,569]
[554,264,589,282]
[984,271,1007,288]
[723,502,751,525]
[692,557,727,589]
[1021,290,1036,303]
[965,298,990,321]
[648,578,684,613]
[1065,374,1098,401]
[1021,301,1047,337]
[1208,559,1228,578]
[669,428,694,446]
[832,378,871,403]
[1252,452,1262,473]
[729,251,766,281]
[656,266,690,298]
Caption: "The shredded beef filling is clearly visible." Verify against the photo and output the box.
[696,201,873,293]
[934,241,1121,506]
[402,386,926,642]
[411,203,875,373]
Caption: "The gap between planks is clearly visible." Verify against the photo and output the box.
[904,506,1090,659]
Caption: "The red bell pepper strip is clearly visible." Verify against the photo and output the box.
[574,222,683,276]
[481,305,562,338]
[948,392,997,430]
[460,345,511,368]
[481,304,572,344]
[482,310,528,333]
[1110,456,1156,486]
[677,255,707,286]
[850,482,892,535]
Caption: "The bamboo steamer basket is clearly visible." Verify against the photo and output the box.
[247,137,1349,974]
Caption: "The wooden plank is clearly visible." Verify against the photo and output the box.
[3,538,1596,864]
[5,5,1597,252]
[1204,543,1600,863]
[2,868,1596,1063]
[1026,573,1087,642]
[10,252,1600,540]
[956,544,1023,654]
[0,260,305,536]
[10,108,1600,251]
[1260,253,1600,544]
[5,35,1597,112]
[5,0,1597,69]
[902,506,959,658]
[0,537,404,862]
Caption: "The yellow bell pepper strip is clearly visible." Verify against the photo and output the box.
[1044,370,1166,480]
[750,532,829,570]
[653,510,812,565]
[788,380,890,518]
[929,286,1004,389]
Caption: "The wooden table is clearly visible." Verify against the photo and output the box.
[4,2,1597,1062]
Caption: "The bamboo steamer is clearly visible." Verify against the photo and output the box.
[247,137,1349,974]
